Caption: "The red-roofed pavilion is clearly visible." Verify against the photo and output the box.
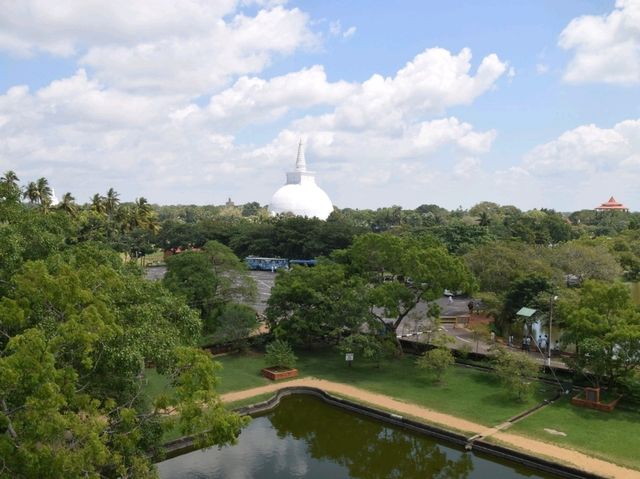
[595,196,628,212]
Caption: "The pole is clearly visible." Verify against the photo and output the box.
[547,298,553,367]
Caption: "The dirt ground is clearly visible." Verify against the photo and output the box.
[221,378,640,479]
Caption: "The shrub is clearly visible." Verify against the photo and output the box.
[265,339,297,369]
[416,347,455,383]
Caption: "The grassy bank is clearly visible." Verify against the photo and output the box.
[509,395,640,470]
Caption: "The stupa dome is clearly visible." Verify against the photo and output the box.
[268,140,333,220]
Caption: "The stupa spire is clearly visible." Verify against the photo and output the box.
[295,138,306,172]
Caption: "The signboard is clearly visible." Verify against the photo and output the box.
[345,353,354,362]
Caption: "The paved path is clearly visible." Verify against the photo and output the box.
[222,378,640,479]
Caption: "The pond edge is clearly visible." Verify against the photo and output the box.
[163,386,604,479]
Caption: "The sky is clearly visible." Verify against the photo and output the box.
[0,0,639,212]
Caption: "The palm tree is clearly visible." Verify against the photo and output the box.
[134,197,159,233]
[1,170,19,186]
[23,181,39,204]
[58,192,77,217]
[90,193,106,215]
[1,170,21,201]
[105,187,120,218]
[36,177,52,211]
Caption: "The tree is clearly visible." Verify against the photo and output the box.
[23,181,39,204]
[208,303,259,351]
[90,192,106,215]
[416,344,455,383]
[562,281,640,388]
[492,347,540,401]
[464,241,556,293]
[163,241,256,332]
[0,170,21,203]
[337,333,395,368]
[344,234,473,339]
[35,177,52,211]
[105,187,120,218]
[57,192,78,217]
[266,263,371,346]
[0,244,247,478]
[499,274,554,334]
[264,339,297,369]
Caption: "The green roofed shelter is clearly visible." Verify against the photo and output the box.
[516,307,537,318]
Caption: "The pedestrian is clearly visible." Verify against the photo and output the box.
[525,336,531,352]
[521,337,526,350]
[467,300,474,314]
[448,295,453,304]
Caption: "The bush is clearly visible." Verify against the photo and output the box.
[265,339,297,369]
[416,347,455,383]
[492,347,540,401]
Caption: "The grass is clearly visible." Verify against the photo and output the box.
[214,349,557,427]
[509,395,640,471]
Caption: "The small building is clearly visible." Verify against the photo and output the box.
[595,196,628,212]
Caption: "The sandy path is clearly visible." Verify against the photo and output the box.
[221,377,640,479]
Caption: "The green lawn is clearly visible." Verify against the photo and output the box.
[509,396,640,471]
[214,349,557,428]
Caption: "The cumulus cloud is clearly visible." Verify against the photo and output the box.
[0,3,507,210]
[560,0,640,84]
[523,120,640,174]
[0,2,317,95]
[203,66,356,126]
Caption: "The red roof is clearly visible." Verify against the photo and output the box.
[596,196,628,210]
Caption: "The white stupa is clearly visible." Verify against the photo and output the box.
[268,139,333,220]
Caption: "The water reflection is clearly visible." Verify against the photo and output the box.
[269,395,473,479]
[157,395,554,479]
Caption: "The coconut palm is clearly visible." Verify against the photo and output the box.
[105,187,120,218]
[36,177,52,211]
[90,193,106,215]
[1,170,19,186]
[58,192,77,216]
[23,181,39,204]
[134,197,159,233]
[1,170,21,201]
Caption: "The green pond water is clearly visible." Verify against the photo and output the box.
[157,395,557,478]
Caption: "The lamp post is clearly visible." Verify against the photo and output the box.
[547,295,558,367]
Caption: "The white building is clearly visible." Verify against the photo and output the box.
[268,140,333,220]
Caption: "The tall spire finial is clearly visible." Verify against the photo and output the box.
[295,138,306,172]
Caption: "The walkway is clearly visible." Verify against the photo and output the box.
[221,378,640,479]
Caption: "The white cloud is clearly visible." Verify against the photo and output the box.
[329,20,356,39]
[0,38,507,208]
[0,2,317,95]
[536,63,549,74]
[523,120,639,174]
[343,26,357,39]
[560,0,640,84]
[203,66,356,126]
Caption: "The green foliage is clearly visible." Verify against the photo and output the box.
[337,333,395,367]
[500,274,554,334]
[0,242,245,478]
[492,347,540,401]
[265,339,297,369]
[562,280,640,387]
[416,346,455,383]
[208,303,259,350]
[346,233,474,333]
[266,263,371,346]
[163,241,256,333]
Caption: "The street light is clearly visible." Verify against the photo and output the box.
[547,295,558,367]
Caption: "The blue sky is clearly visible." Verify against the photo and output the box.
[1,0,639,211]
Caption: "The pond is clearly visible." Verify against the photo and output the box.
[157,394,557,479]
